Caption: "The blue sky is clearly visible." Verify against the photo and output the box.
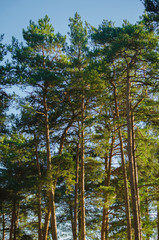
[1,0,145,45]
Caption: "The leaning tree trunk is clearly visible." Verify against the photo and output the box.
[58,114,77,239]
[126,67,141,240]
[43,207,51,240]
[43,91,58,240]
[112,80,132,240]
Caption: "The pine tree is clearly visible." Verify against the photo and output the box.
[67,13,89,240]
[11,15,66,240]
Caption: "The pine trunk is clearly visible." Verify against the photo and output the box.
[9,210,14,240]
[131,112,142,239]
[50,186,58,240]
[80,94,86,240]
[112,80,132,240]
[118,129,132,240]
[13,203,19,240]
[34,136,43,240]
[2,213,5,240]
[73,142,79,240]
[10,201,16,240]
[43,208,51,240]
[58,116,77,238]
[145,195,150,240]
[126,68,141,240]
[101,204,109,240]
[157,160,159,240]
[101,133,115,240]
[68,197,74,238]
[157,200,159,240]
[43,92,58,240]
[37,187,43,240]
[59,117,76,155]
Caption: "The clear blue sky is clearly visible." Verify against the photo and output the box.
[1,0,145,45]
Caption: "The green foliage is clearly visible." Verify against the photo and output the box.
[68,12,88,55]
[141,0,159,13]
[52,152,75,193]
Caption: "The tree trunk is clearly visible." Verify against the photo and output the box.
[59,116,76,155]
[101,154,109,240]
[131,112,142,239]
[112,80,132,240]
[34,136,43,240]
[43,92,58,240]
[126,68,141,240]
[80,94,86,240]
[157,158,159,240]
[37,189,43,240]
[9,209,14,240]
[68,196,74,239]
[118,129,132,240]
[157,199,159,240]
[2,213,5,240]
[10,201,16,240]
[43,207,51,240]
[58,116,77,239]
[78,186,81,240]
[50,186,57,240]
[73,141,79,240]
[101,133,115,240]
[13,202,19,240]
[145,195,150,240]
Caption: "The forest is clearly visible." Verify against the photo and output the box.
[0,0,159,239]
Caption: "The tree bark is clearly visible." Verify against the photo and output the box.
[101,133,115,240]
[131,112,142,239]
[58,115,77,239]
[34,136,43,240]
[145,194,150,240]
[68,196,74,239]
[112,80,132,240]
[118,129,132,240]
[157,158,159,240]
[43,91,58,240]
[59,116,76,155]
[101,154,109,240]
[37,179,42,240]
[80,94,86,240]
[50,186,57,240]
[73,141,79,240]
[10,201,16,240]
[43,207,51,240]
[157,199,159,240]
[126,67,141,240]
[2,213,5,240]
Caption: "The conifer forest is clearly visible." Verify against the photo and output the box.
[0,1,159,239]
